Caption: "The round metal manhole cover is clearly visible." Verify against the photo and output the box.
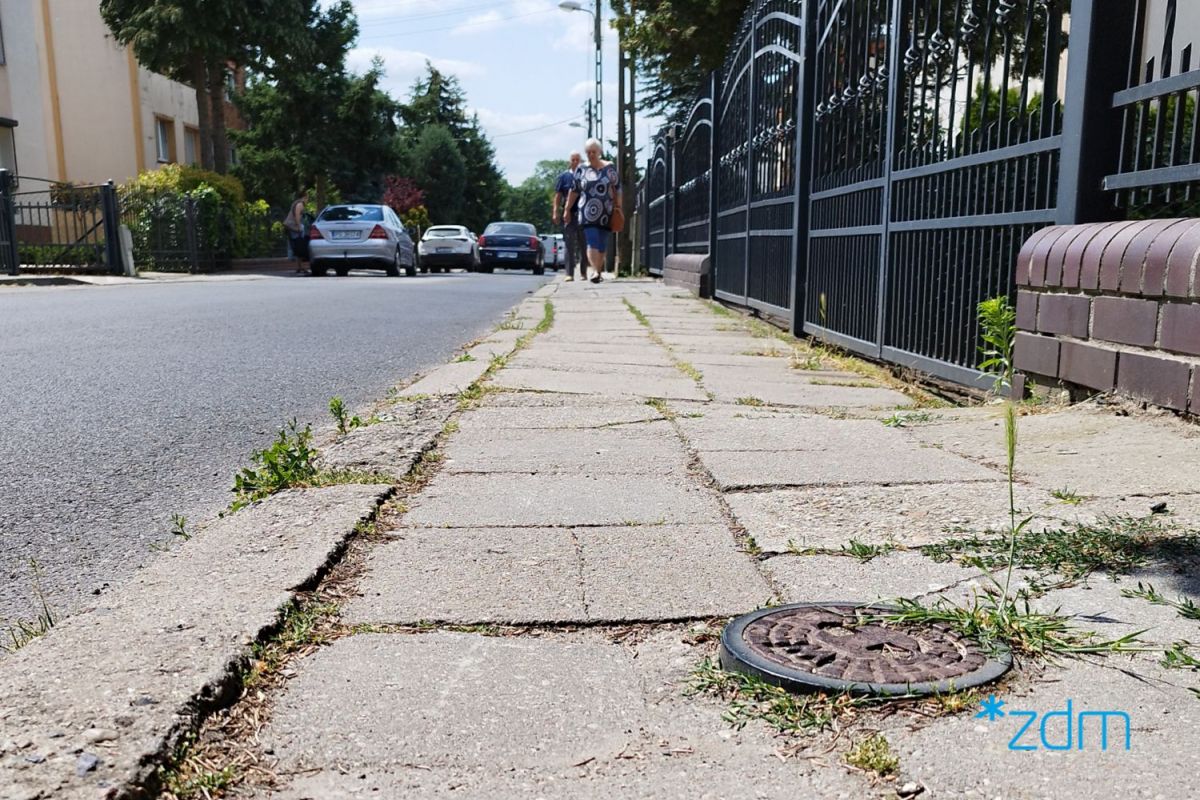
[719,602,1010,696]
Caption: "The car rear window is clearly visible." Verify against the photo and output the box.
[484,223,535,236]
[425,228,463,238]
[319,206,383,222]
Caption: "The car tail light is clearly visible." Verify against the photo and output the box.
[308,226,323,240]
[477,236,487,247]
[529,236,540,249]
[368,225,388,240]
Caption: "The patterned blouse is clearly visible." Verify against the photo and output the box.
[573,162,621,230]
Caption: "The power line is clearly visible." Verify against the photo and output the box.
[491,114,584,138]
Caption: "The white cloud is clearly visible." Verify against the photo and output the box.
[451,9,506,36]
[346,46,485,99]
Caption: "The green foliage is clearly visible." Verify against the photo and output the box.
[978,296,1017,392]
[329,396,363,435]
[404,125,468,224]
[1,559,56,653]
[1121,583,1200,621]
[845,734,900,777]
[505,159,568,232]
[401,205,431,234]
[230,420,319,512]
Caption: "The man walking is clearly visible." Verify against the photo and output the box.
[552,151,586,281]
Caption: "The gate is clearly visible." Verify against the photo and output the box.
[6,177,122,274]
[806,0,1068,386]
[646,137,670,276]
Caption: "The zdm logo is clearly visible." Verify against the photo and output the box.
[976,695,1132,752]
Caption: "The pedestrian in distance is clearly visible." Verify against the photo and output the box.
[564,138,622,284]
[283,190,309,273]
[551,151,586,281]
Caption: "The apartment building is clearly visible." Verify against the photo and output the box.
[0,0,208,187]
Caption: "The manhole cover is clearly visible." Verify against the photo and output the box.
[719,602,1010,696]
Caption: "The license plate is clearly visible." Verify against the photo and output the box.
[500,251,518,259]
[330,230,358,240]
[437,247,452,253]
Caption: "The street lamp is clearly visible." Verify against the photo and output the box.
[558,0,602,145]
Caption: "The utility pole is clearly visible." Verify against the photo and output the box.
[594,0,603,146]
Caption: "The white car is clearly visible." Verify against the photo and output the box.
[417,225,479,273]
[541,234,565,268]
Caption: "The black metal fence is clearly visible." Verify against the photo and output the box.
[643,0,1184,387]
[0,170,286,276]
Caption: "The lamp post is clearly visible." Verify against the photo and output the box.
[558,0,602,145]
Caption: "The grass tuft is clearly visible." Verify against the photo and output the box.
[735,396,765,407]
[881,410,934,428]
[1050,487,1084,505]
[844,733,899,777]
[1121,582,1200,620]
[1,559,56,653]
[841,540,896,562]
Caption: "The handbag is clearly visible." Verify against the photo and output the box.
[611,206,626,233]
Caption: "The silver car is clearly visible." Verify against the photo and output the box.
[308,204,417,277]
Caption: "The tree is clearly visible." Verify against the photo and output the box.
[405,126,468,224]
[611,0,747,118]
[100,0,299,173]
[382,176,425,217]
[231,3,401,208]
[398,65,506,231]
[503,160,569,233]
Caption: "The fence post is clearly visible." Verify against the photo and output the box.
[1055,0,1138,225]
[184,198,200,274]
[0,169,18,276]
[789,0,817,335]
[668,125,679,259]
[743,9,757,304]
[100,180,125,275]
[708,70,721,295]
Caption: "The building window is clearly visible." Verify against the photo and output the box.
[155,116,176,163]
[0,119,17,178]
[184,126,200,166]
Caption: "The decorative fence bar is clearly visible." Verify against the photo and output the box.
[643,0,1190,389]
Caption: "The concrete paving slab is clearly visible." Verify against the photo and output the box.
[491,367,708,401]
[457,402,665,430]
[506,355,685,380]
[261,633,644,771]
[677,413,875,451]
[698,440,1003,490]
[404,473,724,527]
[882,658,1199,799]
[0,484,389,800]
[578,525,771,620]
[907,405,1200,496]
[441,424,689,475]
[482,328,526,346]
[398,359,490,397]
[344,528,585,624]
[512,349,677,369]
[703,375,911,408]
[762,552,990,604]
[319,399,455,477]
[726,483,1060,552]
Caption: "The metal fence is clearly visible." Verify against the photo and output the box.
[643,0,1182,387]
[0,174,123,274]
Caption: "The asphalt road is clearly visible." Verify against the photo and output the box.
[0,270,547,630]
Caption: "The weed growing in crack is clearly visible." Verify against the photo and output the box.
[841,540,896,562]
[881,410,934,428]
[1,559,56,653]
[1161,641,1200,672]
[874,595,1147,659]
[623,297,651,328]
[245,600,339,690]
[1121,582,1200,621]
[161,765,237,800]
[645,397,675,420]
[844,733,899,777]
[230,420,318,511]
[791,353,824,370]
[1050,487,1084,505]
[919,515,1182,584]
[675,360,703,383]
[689,657,867,734]
[743,534,763,555]
[736,396,765,407]
[535,299,555,334]
[329,396,363,435]
[453,353,476,363]
[150,513,193,553]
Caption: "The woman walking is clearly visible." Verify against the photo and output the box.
[565,138,622,283]
[283,190,309,272]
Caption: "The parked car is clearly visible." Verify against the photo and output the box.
[477,222,545,275]
[308,204,417,277]
[540,234,565,269]
[418,225,478,272]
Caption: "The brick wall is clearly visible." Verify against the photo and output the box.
[1014,219,1200,415]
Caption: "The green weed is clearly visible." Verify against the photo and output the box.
[844,734,899,777]
[1121,582,1200,621]
[735,396,765,407]
[841,540,896,562]
[453,353,476,363]
[1,559,56,653]
[1051,487,1084,505]
[161,766,237,799]
[882,410,934,428]
[229,420,319,512]
[328,396,363,435]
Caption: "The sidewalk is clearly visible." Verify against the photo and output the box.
[3,278,1199,799]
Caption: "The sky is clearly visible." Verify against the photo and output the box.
[335,0,662,184]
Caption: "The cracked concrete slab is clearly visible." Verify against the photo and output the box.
[457,403,665,431]
[702,376,911,408]
[319,399,455,477]
[0,485,389,800]
[762,552,992,605]
[398,359,490,397]
[881,657,1199,799]
[441,424,689,475]
[490,367,708,401]
[403,473,724,527]
[905,405,1200,497]
[726,483,1060,552]
[698,441,1002,490]
[261,633,644,772]
[345,527,586,624]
